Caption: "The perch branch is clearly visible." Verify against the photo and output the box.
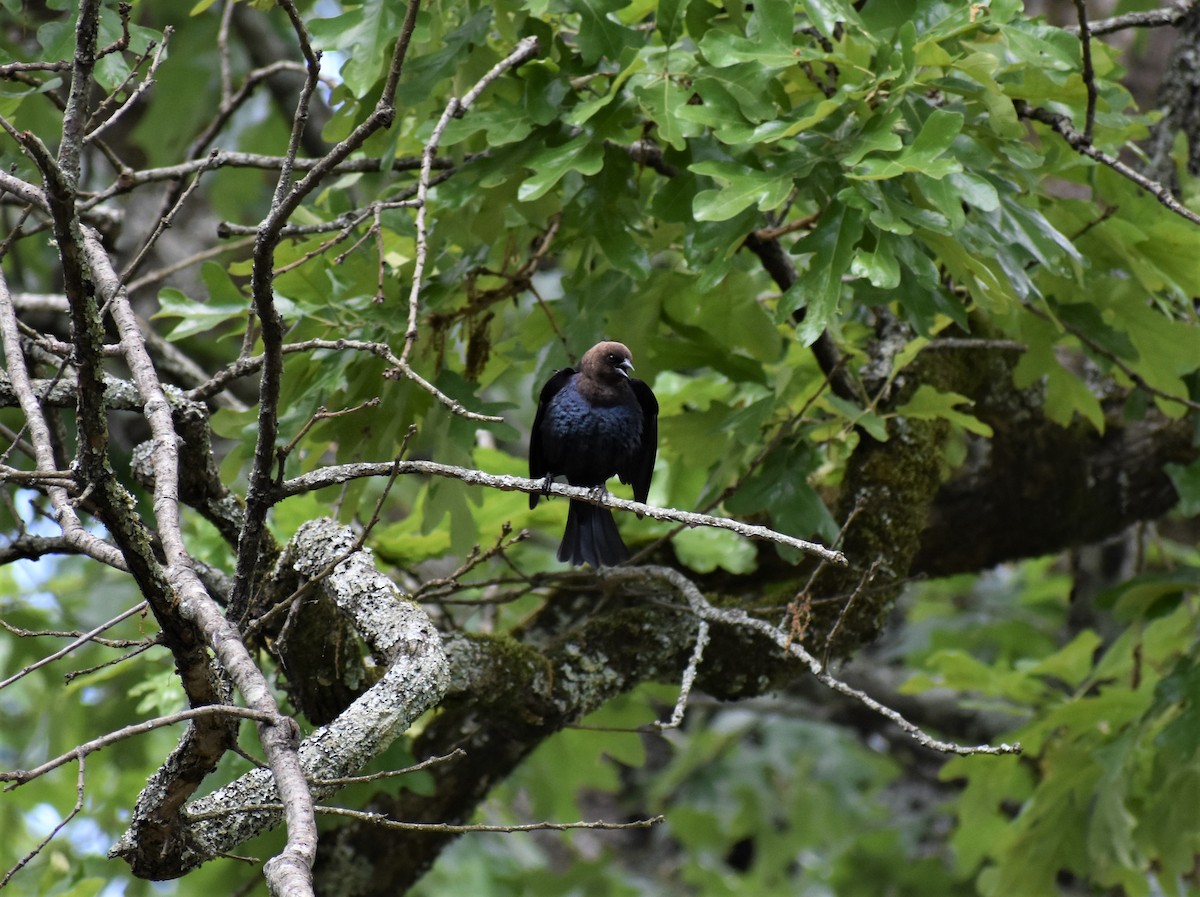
[278,460,847,565]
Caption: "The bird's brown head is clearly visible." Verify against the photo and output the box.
[580,341,635,384]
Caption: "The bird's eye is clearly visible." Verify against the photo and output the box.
[608,354,618,363]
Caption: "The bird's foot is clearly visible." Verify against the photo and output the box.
[541,475,555,496]
[587,485,609,502]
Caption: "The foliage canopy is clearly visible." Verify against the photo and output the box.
[2,0,1200,895]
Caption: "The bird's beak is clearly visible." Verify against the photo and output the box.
[618,359,634,378]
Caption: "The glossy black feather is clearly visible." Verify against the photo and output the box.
[529,342,658,566]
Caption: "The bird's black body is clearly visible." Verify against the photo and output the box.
[530,341,658,566]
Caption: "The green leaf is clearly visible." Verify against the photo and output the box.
[697,0,798,68]
[801,0,864,38]
[656,0,690,43]
[1054,302,1137,361]
[1096,567,1200,620]
[772,97,845,142]
[440,102,534,147]
[517,135,604,201]
[309,0,399,98]
[1013,311,1106,431]
[673,526,757,574]
[824,393,889,441]
[895,384,994,437]
[568,0,641,64]
[851,109,965,180]
[850,232,901,289]
[689,163,793,222]
[397,11,493,102]
[691,65,782,124]
[842,108,905,166]
[634,76,692,151]
[780,202,865,345]
[1025,630,1103,688]
[1165,460,1200,517]
[947,171,1001,212]
[153,289,246,341]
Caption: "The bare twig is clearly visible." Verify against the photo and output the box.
[186,802,665,834]
[655,618,709,730]
[0,602,150,691]
[310,749,466,787]
[1023,301,1200,412]
[245,433,415,641]
[230,0,422,634]
[0,275,128,570]
[121,148,220,281]
[634,364,837,563]
[1072,0,1097,142]
[84,28,172,145]
[188,337,503,422]
[125,235,255,293]
[1,706,274,788]
[821,558,881,670]
[623,566,1021,757]
[1067,0,1200,35]
[0,754,86,887]
[275,398,382,481]
[400,35,539,361]
[0,618,148,650]
[57,0,100,183]
[414,523,530,599]
[1014,99,1200,228]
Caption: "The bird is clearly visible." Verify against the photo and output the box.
[529,341,658,567]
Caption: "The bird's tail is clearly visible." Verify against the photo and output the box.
[558,500,630,567]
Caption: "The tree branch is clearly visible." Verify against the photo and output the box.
[1014,99,1200,227]
[114,519,448,879]
[1067,0,1200,36]
[278,460,846,565]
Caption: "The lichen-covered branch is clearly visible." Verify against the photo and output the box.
[113,520,448,878]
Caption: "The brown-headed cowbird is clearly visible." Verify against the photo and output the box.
[529,341,658,566]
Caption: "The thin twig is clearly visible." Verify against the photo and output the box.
[121,148,221,281]
[245,430,417,638]
[0,753,86,887]
[126,235,256,294]
[1023,301,1200,412]
[400,35,540,359]
[0,275,128,570]
[1067,0,1200,35]
[63,641,159,683]
[1,706,274,788]
[1072,0,1097,142]
[821,558,881,670]
[655,618,709,730]
[0,611,151,651]
[275,398,382,482]
[84,28,172,145]
[188,337,503,422]
[1014,99,1200,228]
[186,802,665,834]
[623,566,1021,757]
[310,749,466,787]
[634,363,837,563]
[414,524,530,599]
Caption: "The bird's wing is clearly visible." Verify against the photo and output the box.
[528,367,575,508]
[626,378,659,504]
